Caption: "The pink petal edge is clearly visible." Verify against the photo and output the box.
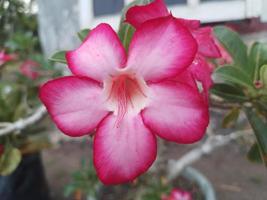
[39,76,109,137]
[126,15,197,83]
[142,81,209,144]
[66,23,127,82]
[125,0,169,28]
[94,114,157,184]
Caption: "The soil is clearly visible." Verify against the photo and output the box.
[42,108,267,200]
[42,138,267,200]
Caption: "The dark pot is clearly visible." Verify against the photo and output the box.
[0,153,51,200]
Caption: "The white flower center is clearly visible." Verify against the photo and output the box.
[103,72,149,124]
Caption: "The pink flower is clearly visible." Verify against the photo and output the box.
[125,0,222,97]
[39,16,209,184]
[20,60,40,80]
[0,50,16,66]
[162,189,192,200]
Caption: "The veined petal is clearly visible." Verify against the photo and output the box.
[126,16,197,82]
[125,0,169,28]
[193,27,221,58]
[39,76,109,136]
[142,82,209,143]
[94,114,157,184]
[66,24,126,82]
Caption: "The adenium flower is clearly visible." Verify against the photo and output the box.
[161,189,192,200]
[0,50,16,66]
[125,0,222,97]
[40,16,209,184]
[20,60,40,80]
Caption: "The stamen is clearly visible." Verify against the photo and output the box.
[105,74,147,127]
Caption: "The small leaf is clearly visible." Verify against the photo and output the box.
[118,24,135,52]
[247,143,263,163]
[118,0,148,51]
[214,26,250,73]
[77,29,90,41]
[211,83,248,102]
[214,65,254,89]
[244,108,267,167]
[260,64,267,87]
[49,51,67,64]
[64,184,76,197]
[249,42,267,79]
[0,147,22,176]
[222,107,240,128]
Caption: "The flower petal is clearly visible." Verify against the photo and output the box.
[66,24,126,82]
[176,18,200,30]
[125,0,169,28]
[190,55,213,97]
[193,27,221,58]
[142,82,209,143]
[94,114,157,184]
[126,16,197,82]
[39,76,109,137]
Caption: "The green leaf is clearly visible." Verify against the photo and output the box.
[77,29,90,41]
[64,184,76,197]
[214,65,254,89]
[211,83,248,102]
[249,42,267,79]
[260,64,267,87]
[247,143,263,163]
[49,51,67,64]
[0,147,22,176]
[118,0,149,51]
[214,26,249,72]
[222,107,240,128]
[118,24,135,52]
[244,108,267,167]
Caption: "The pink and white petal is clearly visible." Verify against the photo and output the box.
[125,0,169,28]
[66,24,126,82]
[193,27,221,58]
[39,76,109,137]
[126,16,197,82]
[142,82,209,144]
[169,69,198,90]
[176,18,200,30]
[190,55,213,96]
[94,114,157,185]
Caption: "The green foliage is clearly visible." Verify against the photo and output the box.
[249,42,267,80]
[118,0,150,51]
[214,65,254,89]
[213,25,267,169]
[247,143,263,164]
[0,144,21,176]
[64,157,100,199]
[222,107,240,128]
[77,29,90,41]
[50,51,67,64]
[214,26,250,73]
[0,0,40,52]
[244,108,267,167]
[210,84,248,102]
[142,178,171,200]
[0,82,23,121]
[260,64,267,87]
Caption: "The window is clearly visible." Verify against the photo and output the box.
[93,0,124,16]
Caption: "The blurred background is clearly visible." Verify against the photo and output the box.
[0,0,267,200]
